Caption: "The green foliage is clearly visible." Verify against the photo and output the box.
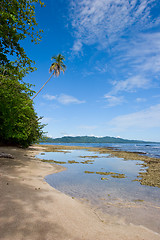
[0,0,44,77]
[0,0,45,147]
[0,74,44,148]
[49,54,66,76]
[32,54,66,100]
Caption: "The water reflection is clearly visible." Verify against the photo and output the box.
[37,149,160,204]
[37,148,160,233]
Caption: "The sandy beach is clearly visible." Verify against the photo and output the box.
[0,145,160,240]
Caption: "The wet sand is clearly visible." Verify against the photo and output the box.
[0,145,160,240]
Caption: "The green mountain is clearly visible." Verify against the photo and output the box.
[40,136,156,144]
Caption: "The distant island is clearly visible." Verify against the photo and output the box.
[40,136,158,144]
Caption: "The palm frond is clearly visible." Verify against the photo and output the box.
[49,54,66,76]
[32,54,66,100]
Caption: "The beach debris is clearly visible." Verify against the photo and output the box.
[0,152,14,159]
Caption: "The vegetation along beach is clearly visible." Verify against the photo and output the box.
[1,0,160,239]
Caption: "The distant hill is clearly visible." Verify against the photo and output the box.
[40,136,156,144]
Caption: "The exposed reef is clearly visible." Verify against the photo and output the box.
[40,144,160,188]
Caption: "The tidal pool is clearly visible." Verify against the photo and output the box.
[37,149,160,233]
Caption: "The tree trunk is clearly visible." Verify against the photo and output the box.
[32,73,54,100]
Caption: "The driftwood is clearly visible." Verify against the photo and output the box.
[0,152,14,159]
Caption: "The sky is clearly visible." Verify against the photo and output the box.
[24,0,160,142]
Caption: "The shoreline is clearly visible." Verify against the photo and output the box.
[0,145,160,240]
[39,144,160,234]
[41,144,160,188]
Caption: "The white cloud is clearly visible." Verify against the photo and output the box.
[63,134,77,137]
[70,0,160,52]
[107,32,160,93]
[72,40,83,53]
[57,94,85,105]
[70,0,160,95]
[136,98,146,103]
[43,94,85,105]
[46,134,54,138]
[109,104,160,131]
[43,94,56,100]
[110,75,151,94]
[104,95,125,107]
[153,95,160,99]
[116,32,160,76]
[95,62,108,73]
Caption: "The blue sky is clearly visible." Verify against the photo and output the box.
[24,0,160,141]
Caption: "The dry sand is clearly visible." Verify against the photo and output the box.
[0,145,160,240]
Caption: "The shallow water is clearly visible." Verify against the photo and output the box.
[37,149,160,203]
[37,149,160,233]
[40,142,160,158]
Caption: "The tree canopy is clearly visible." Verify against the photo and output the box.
[0,74,44,147]
[0,0,45,147]
[49,54,66,76]
[0,0,44,79]
[32,54,66,100]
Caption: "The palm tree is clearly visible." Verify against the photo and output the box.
[32,54,66,100]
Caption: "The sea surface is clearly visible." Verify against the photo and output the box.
[37,143,160,233]
[40,142,160,158]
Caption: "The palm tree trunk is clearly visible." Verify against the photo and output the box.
[32,73,54,100]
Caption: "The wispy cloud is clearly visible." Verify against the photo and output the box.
[70,0,160,52]
[95,62,108,73]
[57,94,85,105]
[109,104,160,131]
[153,95,160,99]
[110,75,151,94]
[72,40,83,53]
[104,95,125,107]
[118,32,160,74]
[107,32,160,94]
[43,94,56,100]
[70,0,160,97]
[136,98,147,103]
[43,94,85,105]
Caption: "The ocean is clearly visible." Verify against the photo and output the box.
[40,142,160,159]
